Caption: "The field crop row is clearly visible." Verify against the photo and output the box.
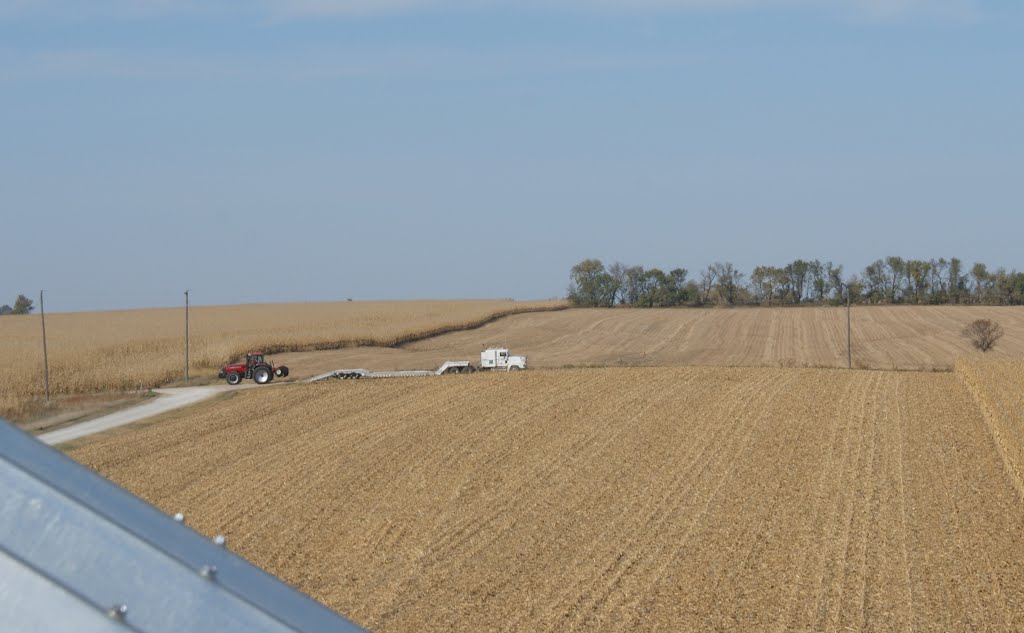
[285,305,1024,379]
[0,299,563,420]
[957,359,1024,499]
[70,366,1024,631]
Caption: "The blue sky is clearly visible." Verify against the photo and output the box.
[2,0,1021,311]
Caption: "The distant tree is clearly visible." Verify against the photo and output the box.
[928,258,949,303]
[785,259,811,303]
[711,262,743,305]
[962,319,1004,352]
[568,259,617,307]
[652,268,690,307]
[639,268,669,307]
[991,268,1024,305]
[607,262,629,305]
[0,305,11,316]
[569,256,1020,309]
[905,259,931,304]
[884,256,907,303]
[947,258,966,304]
[11,294,34,315]
[774,265,792,303]
[1009,272,1024,305]
[667,268,690,306]
[863,260,887,303]
[826,263,845,303]
[809,260,828,303]
[622,265,646,305]
[970,262,992,304]
[845,276,866,304]
[749,266,777,306]
[699,265,719,305]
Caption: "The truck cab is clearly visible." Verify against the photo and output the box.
[480,348,527,371]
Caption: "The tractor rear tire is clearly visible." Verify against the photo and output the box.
[226,372,242,385]
[253,366,271,384]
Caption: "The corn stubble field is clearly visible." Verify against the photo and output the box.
[71,364,1024,631]
[0,299,561,420]
[275,305,1024,378]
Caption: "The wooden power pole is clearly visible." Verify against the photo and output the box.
[846,285,853,369]
[184,290,190,384]
[40,290,50,402]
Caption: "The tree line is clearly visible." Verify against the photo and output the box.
[568,258,1024,308]
[0,294,34,315]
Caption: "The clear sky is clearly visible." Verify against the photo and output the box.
[2,0,1021,312]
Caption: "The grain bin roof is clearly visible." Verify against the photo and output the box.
[0,420,365,633]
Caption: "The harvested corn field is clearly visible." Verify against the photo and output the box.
[957,359,1024,499]
[275,305,1024,378]
[70,367,1024,632]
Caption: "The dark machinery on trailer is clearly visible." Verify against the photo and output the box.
[219,352,289,385]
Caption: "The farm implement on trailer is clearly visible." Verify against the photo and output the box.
[309,347,527,382]
[219,352,289,385]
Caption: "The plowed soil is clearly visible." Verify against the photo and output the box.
[70,367,1024,632]
[275,305,1024,378]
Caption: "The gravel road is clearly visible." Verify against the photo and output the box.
[39,386,225,446]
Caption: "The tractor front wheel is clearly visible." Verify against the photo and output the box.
[226,372,242,385]
[253,366,271,384]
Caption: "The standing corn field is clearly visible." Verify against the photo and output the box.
[0,300,563,420]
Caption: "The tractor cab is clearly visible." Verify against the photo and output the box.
[219,352,288,385]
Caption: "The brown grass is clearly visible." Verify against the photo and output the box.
[69,366,1024,631]
[0,299,564,420]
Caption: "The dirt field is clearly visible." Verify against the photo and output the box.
[0,299,561,420]
[275,305,1024,378]
[70,366,1024,632]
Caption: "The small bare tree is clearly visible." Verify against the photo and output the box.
[962,319,1004,352]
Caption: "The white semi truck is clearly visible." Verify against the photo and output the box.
[310,348,528,382]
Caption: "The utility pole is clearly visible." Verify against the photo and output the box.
[184,290,190,384]
[40,290,50,402]
[845,283,853,369]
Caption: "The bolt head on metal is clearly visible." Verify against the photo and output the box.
[107,604,128,620]
[213,534,226,547]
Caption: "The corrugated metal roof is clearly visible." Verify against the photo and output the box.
[0,419,366,633]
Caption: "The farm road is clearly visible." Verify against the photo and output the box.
[39,386,225,446]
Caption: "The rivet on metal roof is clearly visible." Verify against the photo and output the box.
[107,604,128,620]
[199,565,218,580]
[213,534,226,547]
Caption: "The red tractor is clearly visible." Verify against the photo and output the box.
[219,352,289,385]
